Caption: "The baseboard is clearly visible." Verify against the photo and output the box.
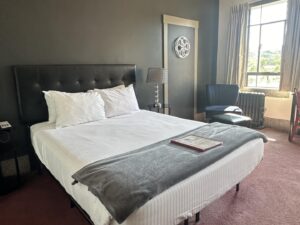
[264,117,289,133]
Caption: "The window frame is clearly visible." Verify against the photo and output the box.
[246,0,287,89]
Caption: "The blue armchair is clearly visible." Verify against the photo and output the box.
[205,84,243,118]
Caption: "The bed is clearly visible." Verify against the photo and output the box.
[14,64,265,225]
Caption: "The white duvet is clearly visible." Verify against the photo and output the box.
[31,110,264,225]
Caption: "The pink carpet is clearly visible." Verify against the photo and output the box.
[199,129,300,225]
[0,128,300,225]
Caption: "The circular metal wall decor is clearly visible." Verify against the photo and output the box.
[174,36,191,59]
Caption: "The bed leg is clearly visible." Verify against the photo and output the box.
[38,162,44,175]
[236,183,240,192]
[195,212,200,222]
[70,199,75,208]
[184,218,189,225]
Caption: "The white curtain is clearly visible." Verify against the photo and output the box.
[281,0,300,91]
[225,3,249,87]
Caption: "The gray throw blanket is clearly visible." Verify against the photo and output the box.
[72,123,267,224]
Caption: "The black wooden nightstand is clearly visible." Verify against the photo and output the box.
[147,104,171,115]
[0,127,21,194]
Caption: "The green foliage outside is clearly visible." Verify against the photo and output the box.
[247,50,281,73]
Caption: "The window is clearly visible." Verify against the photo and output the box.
[246,0,287,89]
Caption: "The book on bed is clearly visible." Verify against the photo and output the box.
[171,135,223,151]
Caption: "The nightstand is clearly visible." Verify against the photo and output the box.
[0,127,21,194]
[147,104,171,115]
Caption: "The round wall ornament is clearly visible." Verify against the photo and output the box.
[174,36,191,59]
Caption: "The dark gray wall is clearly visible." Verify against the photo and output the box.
[0,0,219,156]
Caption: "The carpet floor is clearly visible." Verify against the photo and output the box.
[0,128,299,225]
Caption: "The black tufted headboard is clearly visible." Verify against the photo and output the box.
[14,64,136,125]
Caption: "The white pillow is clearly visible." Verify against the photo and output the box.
[94,84,140,118]
[43,90,64,123]
[52,92,106,128]
[43,85,124,123]
[87,84,125,94]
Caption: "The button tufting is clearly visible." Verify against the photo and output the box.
[14,65,136,124]
[34,83,40,87]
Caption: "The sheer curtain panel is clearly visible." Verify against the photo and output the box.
[281,0,300,91]
[225,3,249,87]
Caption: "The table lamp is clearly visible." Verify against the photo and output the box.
[147,68,168,108]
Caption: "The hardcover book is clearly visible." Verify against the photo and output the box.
[171,135,222,151]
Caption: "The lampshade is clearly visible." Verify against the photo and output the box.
[147,68,167,84]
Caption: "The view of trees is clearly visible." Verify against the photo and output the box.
[247,50,282,88]
[246,1,287,89]
[247,50,282,73]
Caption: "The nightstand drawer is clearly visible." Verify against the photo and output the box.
[0,142,13,152]
[0,130,13,153]
[0,126,21,195]
[0,130,11,143]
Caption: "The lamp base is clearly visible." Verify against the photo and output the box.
[152,83,162,109]
[153,102,162,108]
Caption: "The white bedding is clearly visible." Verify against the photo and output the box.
[31,110,264,225]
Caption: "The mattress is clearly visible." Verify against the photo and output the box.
[30,110,264,225]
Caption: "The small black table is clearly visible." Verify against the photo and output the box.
[0,128,21,194]
[147,104,171,115]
